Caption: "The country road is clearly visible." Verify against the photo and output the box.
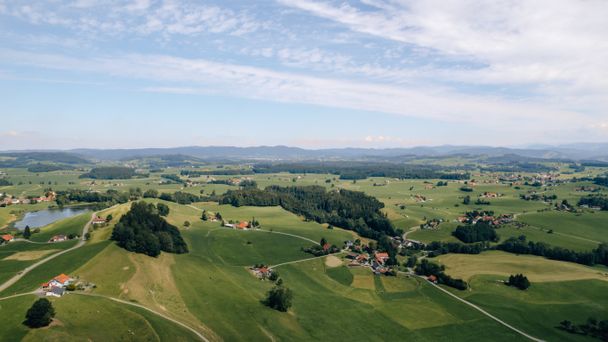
[420,276,545,342]
[0,211,98,293]
[73,293,210,342]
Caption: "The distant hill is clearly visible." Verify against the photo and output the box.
[1,144,607,162]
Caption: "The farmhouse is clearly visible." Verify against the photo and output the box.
[49,235,67,243]
[251,265,274,279]
[1,234,14,243]
[427,275,438,283]
[42,273,73,297]
[44,273,73,288]
[375,252,389,265]
[92,216,107,224]
[236,221,249,230]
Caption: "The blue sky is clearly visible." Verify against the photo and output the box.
[1,0,607,150]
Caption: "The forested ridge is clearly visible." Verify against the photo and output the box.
[220,185,396,239]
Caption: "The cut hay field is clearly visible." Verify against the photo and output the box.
[435,251,608,282]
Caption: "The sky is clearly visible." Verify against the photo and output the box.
[0,0,607,150]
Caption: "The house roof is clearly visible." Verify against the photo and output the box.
[375,252,389,259]
[427,275,438,282]
[50,286,65,295]
[1,234,13,241]
[53,273,71,285]
[237,221,249,229]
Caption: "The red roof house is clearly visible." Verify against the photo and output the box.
[1,234,14,242]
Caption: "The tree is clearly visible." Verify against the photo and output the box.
[216,212,222,220]
[24,298,55,328]
[320,237,327,246]
[405,255,417,268]
[201,210,208,221]
[263,285,293,312]
[156,203,170,216]
[23,225,31,239]
[506,274,530,290]
[143,189,159,198]
[184,221,190,227]
[106,214,113,222]
[463,195,471,205]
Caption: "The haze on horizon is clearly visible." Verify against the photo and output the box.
[1,0,607,150]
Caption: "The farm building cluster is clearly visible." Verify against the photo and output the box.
[0,191,56,207]
[41,274,73,297]
[457,211,513,226]
[249,265,276,280]
[343,241,399,276]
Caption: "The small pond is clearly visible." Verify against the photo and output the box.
[14,207,92,230]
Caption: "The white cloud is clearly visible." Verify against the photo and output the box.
[278,0,608,101]
[0,48,589,138]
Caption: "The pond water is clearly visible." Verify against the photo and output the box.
[14,207,92,230]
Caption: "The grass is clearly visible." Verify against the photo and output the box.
[8,294,202,341]
[457,276,608,341]
[434,250,608,282]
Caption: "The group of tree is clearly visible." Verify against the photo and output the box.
[263,283,293,312]
[0,178,12,186]
[24,298,55,328]
[578,195,608,211]
[110,201,188,257]
[475,198,491,205]
[520,193,557,201]
[219,185,396,240]
[497,235,608,267]
[453,221,499,243]
[158,191,203,204]
[55,189,132,207]
[414,259,468,290]
[160,174,185,184]
[79,167,138,179]
[506,274,530,290]
[594,176,608,187]
[559,318,608,341]
[459,186,474,192]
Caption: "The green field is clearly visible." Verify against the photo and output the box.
[1,165,607,341]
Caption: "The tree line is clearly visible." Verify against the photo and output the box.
[252,162,470,180]
[497,236,608,267]
[578,195,608,210]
